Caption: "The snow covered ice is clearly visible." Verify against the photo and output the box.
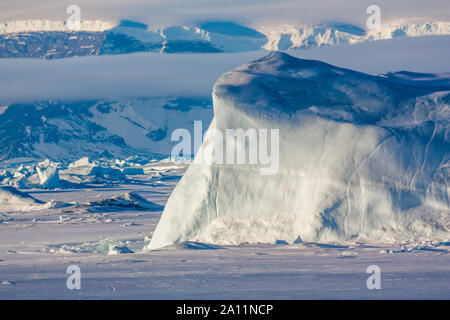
[149,52,450,249]
[70,192,164,212]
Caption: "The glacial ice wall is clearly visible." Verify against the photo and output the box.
[148,52,450,248]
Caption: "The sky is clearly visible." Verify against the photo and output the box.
[1,0,450,28]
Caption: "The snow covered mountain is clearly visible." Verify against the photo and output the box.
[0,97,212,162]
[148,52,450,249]
[101,21,268,54]
[1,20,449,58]
[262,21,450,50]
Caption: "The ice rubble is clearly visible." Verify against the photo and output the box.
[36,160,60,189]
[0,157,155,190]
[0,184,162,214]
[69,192,164,212]
[108,245,134,255]
[64,157,101,176]
[46,239,137,255]
[0,156,178,213]
[0,159,62,189]
[0,186,48,212]
[148,52,450,249]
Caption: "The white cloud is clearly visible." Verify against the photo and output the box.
[0,52,263,104]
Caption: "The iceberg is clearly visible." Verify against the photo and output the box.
[0,186,47,212]
[148,52,450,249]
[36,160,60,189]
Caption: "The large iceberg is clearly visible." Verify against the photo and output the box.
[148,52,450,249]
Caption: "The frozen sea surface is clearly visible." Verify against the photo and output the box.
[0,163,448,299]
